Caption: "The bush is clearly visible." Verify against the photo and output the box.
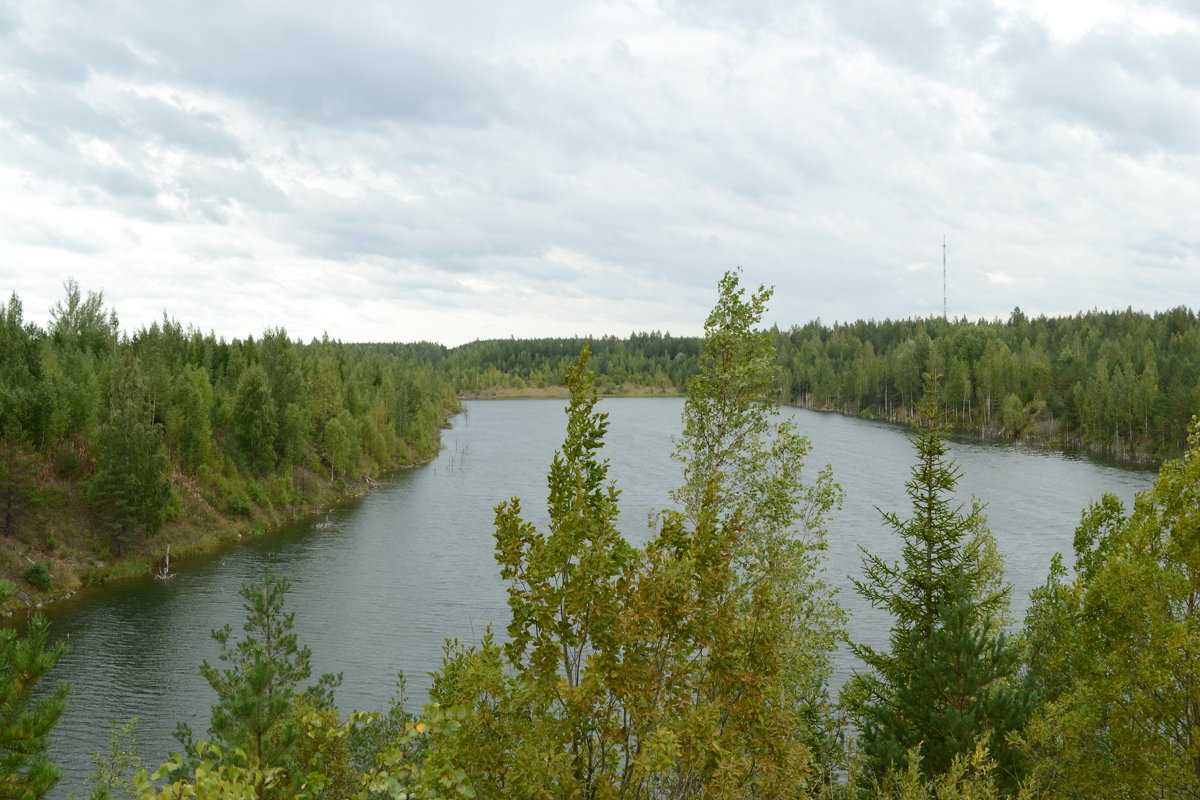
[24,561,52,591]
[268,475,298,509]
[245,480,271,512]
[53,447,83,480]
[216,478,253,518]
[165,490,183,523]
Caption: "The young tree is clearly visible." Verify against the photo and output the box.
[165,365,213,474]
[663,269,844,795]
[0,581,70,799]
[84,717,143,800]
[88,353,172,555]
[430,348,635,797]
[233,364,277,475]
[48,279,118,358]
[844,379,1032,784]
[430,270,844,798]
[1022,417,1200,798]
[179,570,340,798]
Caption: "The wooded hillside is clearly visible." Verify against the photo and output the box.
[0,282,457,602]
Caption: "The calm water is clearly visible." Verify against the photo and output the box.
[38,398,1155,795]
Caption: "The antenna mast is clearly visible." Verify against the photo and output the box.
[942,235,947,321]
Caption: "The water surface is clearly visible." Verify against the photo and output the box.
[40,399,1155,795]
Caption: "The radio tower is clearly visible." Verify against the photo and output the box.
[942,235,947,321]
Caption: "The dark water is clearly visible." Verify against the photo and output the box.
[37,399,1155,795]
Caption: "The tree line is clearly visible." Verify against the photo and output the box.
[777,306,1198,460]
[5,271,1197,798]
[414,332,704,396]
[0,281,457,592]
[408,306,1200,462]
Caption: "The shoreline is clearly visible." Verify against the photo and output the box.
[6,390,1160,620]
[0,448,445,620]
[789,402,1166,469]
[459,385,684,400]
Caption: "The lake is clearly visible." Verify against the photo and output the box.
[38,398,1156,795]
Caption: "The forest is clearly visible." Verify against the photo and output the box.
[0,281,458,603]
[1,274,1198,798]
[408,305,1200,462]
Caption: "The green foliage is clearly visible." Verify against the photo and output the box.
[135,742,281,800]
[165,365,213,474]
[212,476,254,518]
[430,271,843,798]
[233,365,278,475]
[244,481,271,514]
[49,280,118,358]
[279,403,309,467]
[777,306,1198,459]
[23,561,52,591]
[0,435,35,539]
[0,581,70,799]
[844,378,1032,785]
[1021,416,1200,798]
[430,350,636,797]
[322,410,360,482]
[85,717,143,800]
[0,282,458,584]
[0,293,50,446]
[181,570,341,797]
[87,354,173,555]
[51,446,83,480]
[664,269,845,793]
[153,669,466,798]
[841,742,1036,800]
[435,331,702,396]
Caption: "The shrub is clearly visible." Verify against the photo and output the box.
[245,480,271,512]
[53,447,83,480]
[24,561,52,591]
[216,479,253,518]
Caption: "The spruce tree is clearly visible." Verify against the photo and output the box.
[844,377,1032,783]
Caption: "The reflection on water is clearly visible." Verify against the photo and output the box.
[39,399,1155,796]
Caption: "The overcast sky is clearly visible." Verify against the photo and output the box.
[1,0,1197,346]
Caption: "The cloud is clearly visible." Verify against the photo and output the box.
[1008,25,1200,154]
[0,0,1196,344]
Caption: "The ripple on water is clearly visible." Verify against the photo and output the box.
[38,399,1155,797]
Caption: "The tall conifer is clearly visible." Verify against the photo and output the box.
[844,377,1032,783]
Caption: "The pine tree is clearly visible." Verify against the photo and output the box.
[844,377,1032,783]
[184,570,340,783]
[0,582,69,799]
